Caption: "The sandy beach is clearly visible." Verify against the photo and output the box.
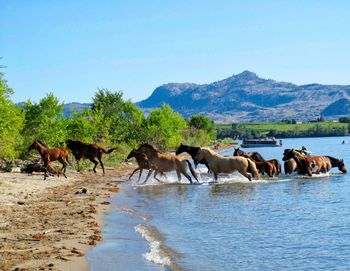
[0,163,135,271]
[0,145,232,271]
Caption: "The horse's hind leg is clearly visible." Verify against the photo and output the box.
[239,170,252,181]
[181,171,193,184]
[89,158,99,174]
[58,158,67,178]
[97,156,105,175]
[153,171,163,183]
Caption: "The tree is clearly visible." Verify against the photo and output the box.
[22,93,67,148]
[92,89,145,144]
[188,114,216,140]
[145,104,187,149]
[0,69,24,159]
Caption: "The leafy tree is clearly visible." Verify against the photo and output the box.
[92,89,144,144]
[339,116,350,123]
[188,114,216,140]
[145,104,187,149]
[0,70,24,159]
[22,93,67,148]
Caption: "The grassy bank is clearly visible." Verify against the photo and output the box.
[217,121,349,139]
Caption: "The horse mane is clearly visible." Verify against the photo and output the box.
[140,143,158,152]
[36,139,47,147]
[325,156,343,164]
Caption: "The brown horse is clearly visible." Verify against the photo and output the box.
[195,148,260,181]
[284,159,298,175]
[28,139,70,180]
[234,147,281,176]
[66,139,117,175]
[126,149,153,183]
[136,144,199,184]
[282,149,330,176]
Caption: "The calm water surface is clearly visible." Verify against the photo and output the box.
[88,137,350,271]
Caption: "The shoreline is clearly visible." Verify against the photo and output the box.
[0,163,135,271]
[0,144,234,271]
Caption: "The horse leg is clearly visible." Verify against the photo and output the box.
[129,167,140,180]
[89,157,99,174]
[97,155,105,175]
[239,169,252,181]
[153,171,163,183]
[58,158,67,178]
[213,171,218,181]
[182,172,193,184]
[43,159,49,180]
[140,170,153,184]
[176,171,181,182]
[138,168,143,181]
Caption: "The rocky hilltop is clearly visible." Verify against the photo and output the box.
[137,71,350,123]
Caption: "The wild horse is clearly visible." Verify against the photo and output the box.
[195,148,260,181]
[126,149,153,183]
[233,147,281,176]
[66,139,117,175]
[137,143,199,184]
[28,139,70,180]
[175,143,210,172]
[282,149,331,176]
[324,156,347,173]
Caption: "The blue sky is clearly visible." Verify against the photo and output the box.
[1,0,350,103]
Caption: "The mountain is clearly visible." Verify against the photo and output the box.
[137,71,350,123]
[62,102,91,116]
[322,98,350,116]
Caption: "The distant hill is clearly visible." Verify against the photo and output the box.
[322,98,350,116]
[62,102,91,116]
[16,102,91,117]
[137,71,350,123]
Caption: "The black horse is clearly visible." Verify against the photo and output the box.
[324,156,347,173]
[175,143,210,172]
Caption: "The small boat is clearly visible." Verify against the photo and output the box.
[241,138,282,148]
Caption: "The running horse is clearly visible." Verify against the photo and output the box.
[66,139,117,175]
[175,143,210,172]
[195,147,260,181]
[126,149,153,183]
[136,143,199,184]
[28,139,70,180]
[233,147,281,176]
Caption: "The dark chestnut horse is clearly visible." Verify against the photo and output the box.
[28,139,70,180]
[175,143,210,172]
[233,147,281,176]
[324,156,347,173]
[66,139,117,175]
[127,149,153,183]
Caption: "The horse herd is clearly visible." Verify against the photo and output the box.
[27,139,347,183]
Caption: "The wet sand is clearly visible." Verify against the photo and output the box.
[0,164,134,271]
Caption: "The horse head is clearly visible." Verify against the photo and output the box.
[28,141,38,151]
[338,159,347,173]
[175,143,186,155]
[282,149,294,161]
[233,147,244,156]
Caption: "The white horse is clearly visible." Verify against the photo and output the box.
[195,148,260,181]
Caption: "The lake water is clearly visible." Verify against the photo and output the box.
[87,137,350,271]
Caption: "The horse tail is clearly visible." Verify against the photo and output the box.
[186,160,199,182]
[247,159,261,180]
[101,147,117,154]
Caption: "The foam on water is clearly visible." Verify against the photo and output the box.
[135,224,182,271]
